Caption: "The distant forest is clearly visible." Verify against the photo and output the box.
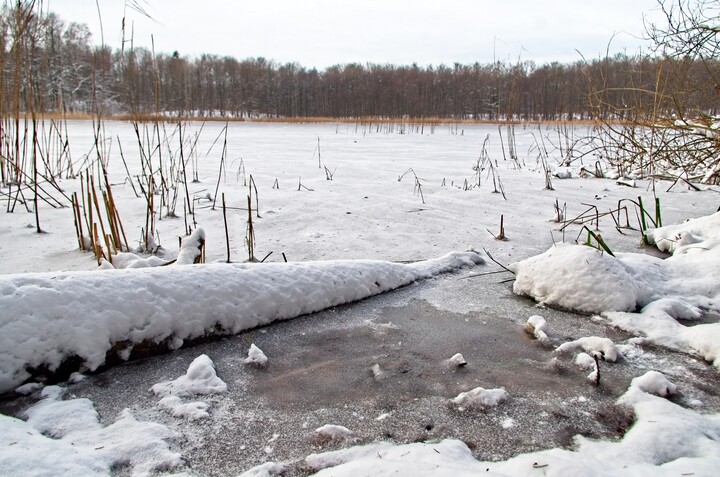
[3,7,719,121]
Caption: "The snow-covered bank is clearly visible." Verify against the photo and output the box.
[0,251,483,393]
[510,211,720,368]
[0,386,181,476]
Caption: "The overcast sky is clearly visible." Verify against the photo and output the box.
[48,0,663,69]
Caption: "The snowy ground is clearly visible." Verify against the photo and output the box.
[1,121,720,476]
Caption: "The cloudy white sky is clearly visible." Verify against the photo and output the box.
[48,0,663,69]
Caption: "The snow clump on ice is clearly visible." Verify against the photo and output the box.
[151,354,226,421]
[237,461,286,477]
[555,336,620,362]
[632,370,678,397]
[315,424,353,439]
[448,353,467,367]
[244,343,269,367]
[151,354,227,397]
[523,315,549,342]
[574,352,596,369]
[450,387,509,410]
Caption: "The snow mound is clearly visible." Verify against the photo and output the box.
[511,212,720,368]
[626,371,678,399]
[0,250,482,393]
[510,243,644,313]
[555,336,619,362]
[151,354,227,398]
[450,387,509,410]
[244,344,268,367]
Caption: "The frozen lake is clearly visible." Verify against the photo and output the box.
[1,120,719,476]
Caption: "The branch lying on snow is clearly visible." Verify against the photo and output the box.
[0,250,484,394]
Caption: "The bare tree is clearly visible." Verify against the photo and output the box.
[585,0,720,185]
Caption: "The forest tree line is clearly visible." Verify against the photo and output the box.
[2,5,719,121]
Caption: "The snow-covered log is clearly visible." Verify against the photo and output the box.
[0,251,483,393]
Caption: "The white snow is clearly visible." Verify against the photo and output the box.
[236,461,286,477]
[448,353,467,367]
[510,243,648,313]
[151,354,227,398]
[176,228,206,265]
[523,315,549,342]
[555,336,620,362]
[574,352,596,369]
[450,387,509,410]
[619,370,678,403]
[511,210,720,368]
[150,354,226,420]
[0,385,181,476]
[158,396,210,421]
[0,251,482,393]
[244,344,269,367]
[315,424,353,439]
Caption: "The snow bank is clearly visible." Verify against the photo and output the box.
[0,386,181,476]
[302,372,720,477]
[510,211,720,368]
[0,251,483,393]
